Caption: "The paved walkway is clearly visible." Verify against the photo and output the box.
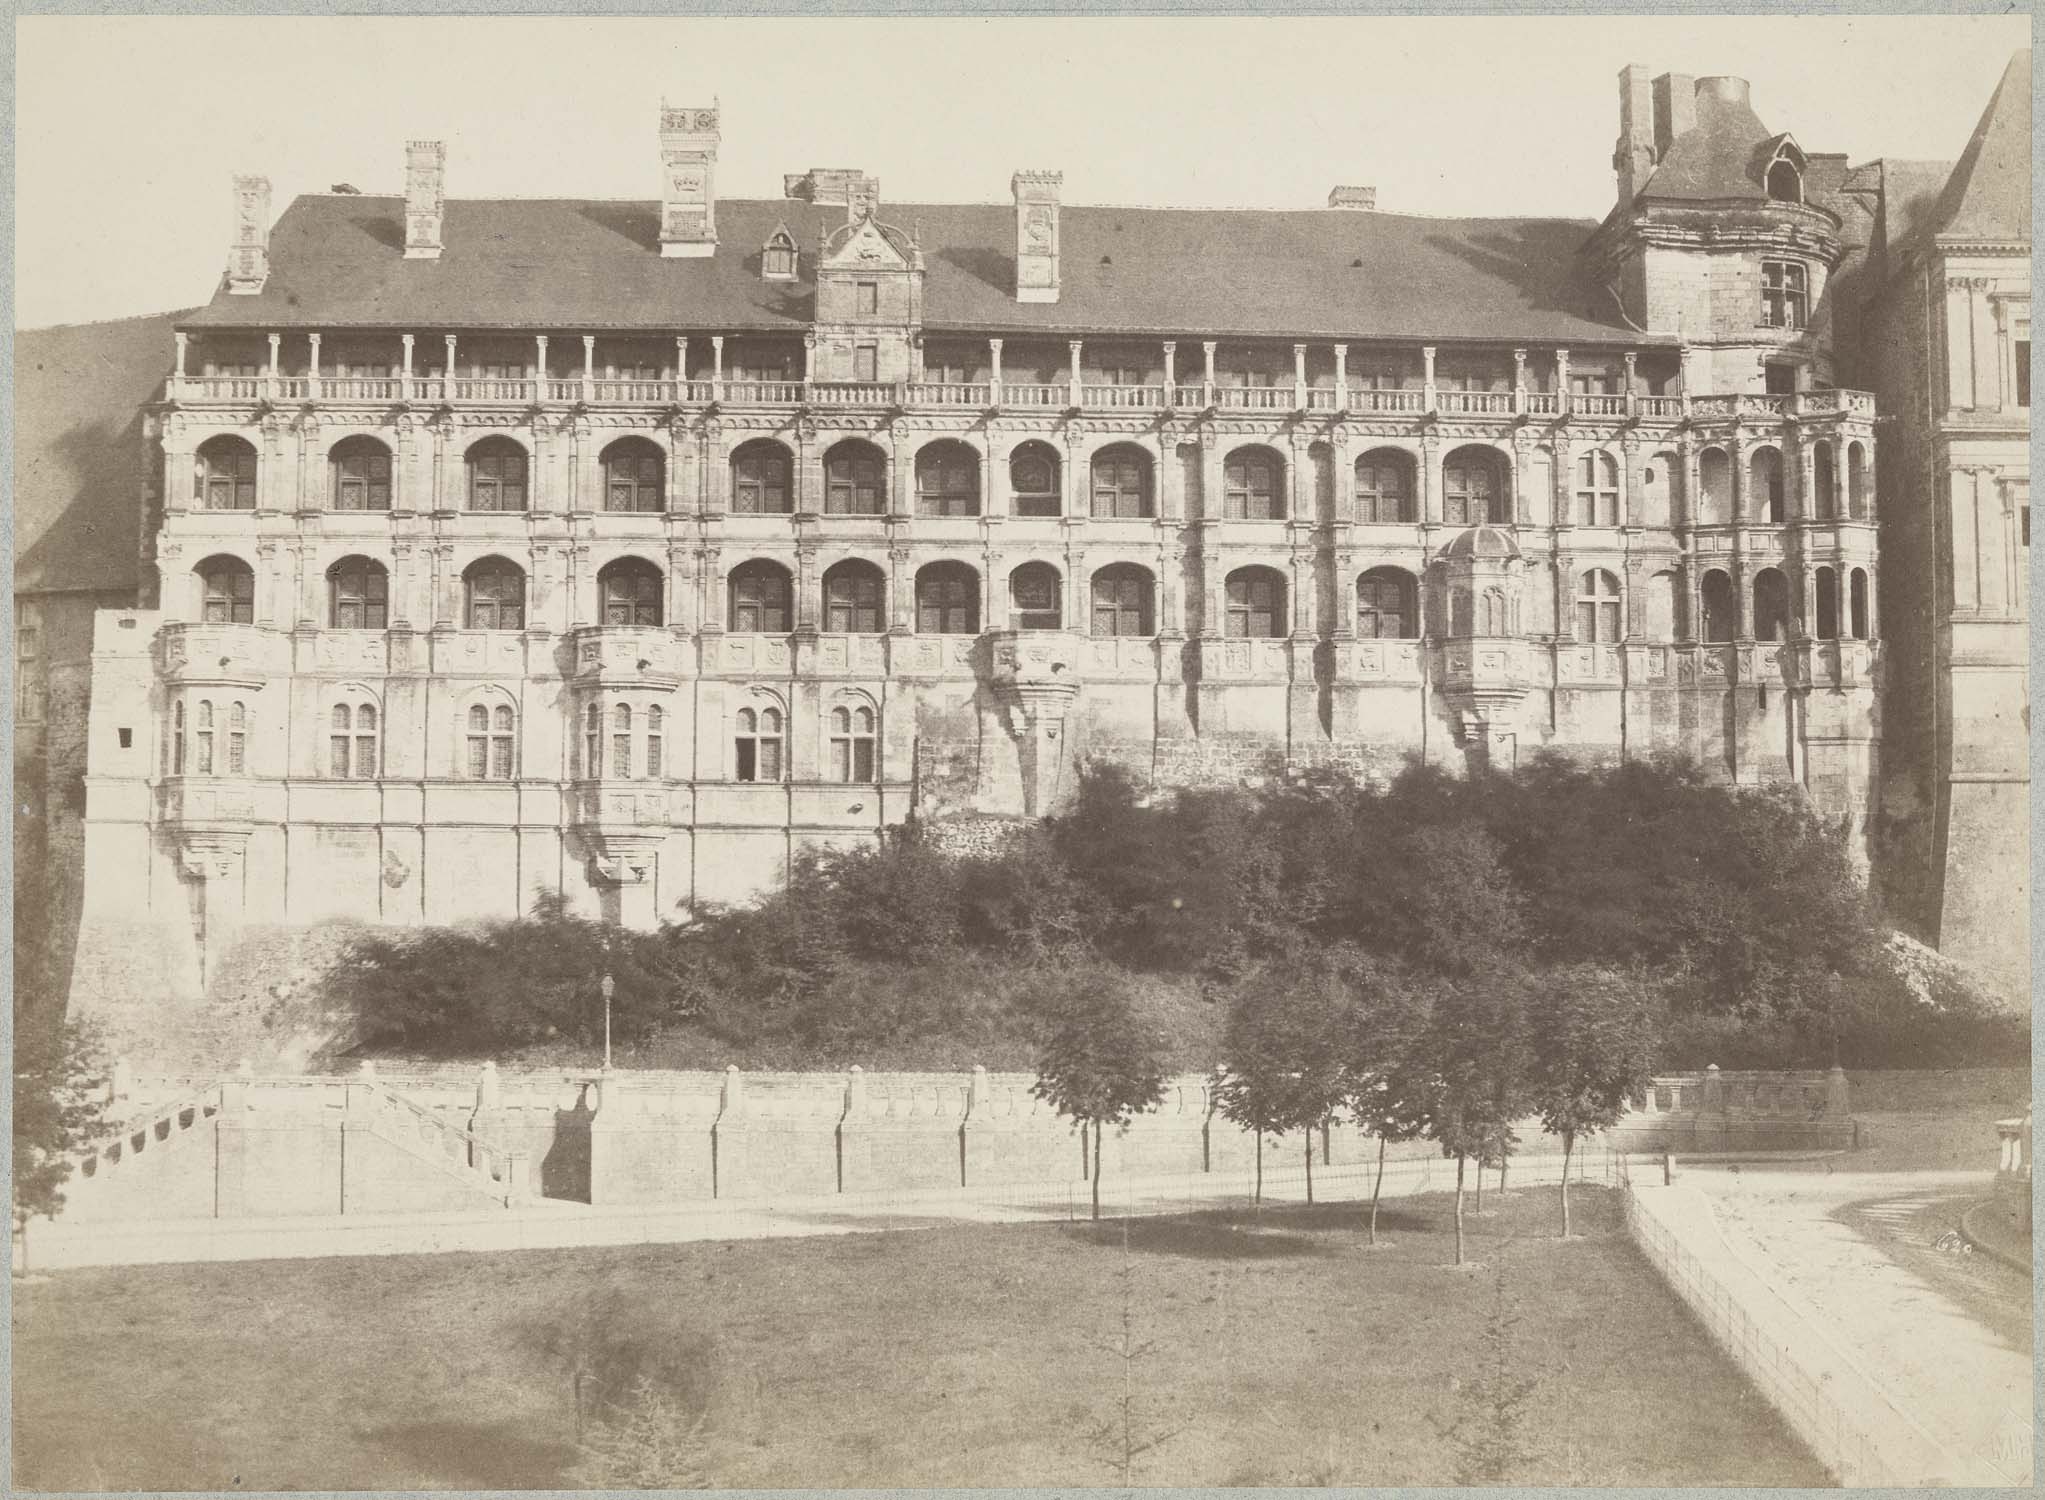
[1682,1165,2033,1488]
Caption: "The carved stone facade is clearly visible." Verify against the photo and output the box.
[68,69,1918,1050]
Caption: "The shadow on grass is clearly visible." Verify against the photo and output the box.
[1060,1215,1339,1259]
[357,1420,577,1490]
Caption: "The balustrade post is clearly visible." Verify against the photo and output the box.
[1702,1063,1724,1114]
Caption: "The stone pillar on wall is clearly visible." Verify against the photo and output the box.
[701,421,727,515]
[698,545,724,638]
[1418,433,1441,526]
[984,422,1008,519]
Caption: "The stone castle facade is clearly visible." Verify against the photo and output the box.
[41,60,2023,1046]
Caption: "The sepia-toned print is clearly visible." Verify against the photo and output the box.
[11,13,2031,1492]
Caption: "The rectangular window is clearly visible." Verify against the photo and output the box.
[757,738,782,782]
[467,737,488,779]
[645,733,663,781]
[611,733,631,779]
[1761,261,1808,329]
[2017,339,2030,407]
[854,344,878,383]
[735,738,756,782]
[855,282,878,316]
[329,735,350,778]
[851,738,874,783]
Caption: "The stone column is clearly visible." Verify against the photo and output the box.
[1067,340,1083,407]
[1162,340,1177,396]
[444,334,458,384]
[794,544,820,633]
[675,336,689,386]
[174,331,189,382]
[1512,348,1527,414]
[401,333,415,400]
[1422,345,1437,411]
[1418,433,1441,526]
[1334,343,1349,407]
[698,545,724,636]
[887,548,912,633]
[1202,341,1217,405]
[1292,343,1308,409]
[667,543,695,635]
[1555,348,1572,413]
[535,334,550,392]
[803,332,816,383]
[985,423,1009,518]
[711,336,725,390]
[989,338,1004,402]
[582,335,596,401]
[1623,351,1638,418]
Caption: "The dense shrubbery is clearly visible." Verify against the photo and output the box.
[340,755,2026,1070]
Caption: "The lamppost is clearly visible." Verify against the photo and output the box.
[600,972,615,1072]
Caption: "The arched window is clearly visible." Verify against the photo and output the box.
[729,561,792,633]
[194,699,215,775]
[1752,567,1792,642]
[824,441,887,516]
[1090,564,1154,637]
[328,557,389,630]
[599,558,663,627]
[1354,449,1414,524]
[1481,588,1511,637]
[1223,447,1282,520]
[1849,568,1870,640]
[171,701,186,775]
[1750,448,1784,523]
[735,702,784,782]
[916,441,981,517]
[466,702,516,780]
[330,437,393,512]
[466,438,528,512]
[1090,445,1153,519]
[1698,448,1732,525]
[916,562,979,634]
[463,558,526,630]
[1766,159,1802,204]
[1010,442,1061,517]
[582,702,600,779]
[1575,450,1619,526]
[1700,570,1737,643]
[195,437,258,510]
[329,701,378,779]
[1577,569,1622,643]
[829,702,877,783]
[731,440,793,515]
[610,703,633,779]
[1847,443,1869,519]
[1009,562,1062,631]
[1443,448,1505,525]
[1814,566,1840,639]
[1224,567,1285,638]
[226,702,247,775]
[603,439,665,513]
[197,556,255,624]
[1812,442,1836,521]
[822,560,885,633]
[645,705,665,780]
[1356,567,1417,639]
[761,228,798,281]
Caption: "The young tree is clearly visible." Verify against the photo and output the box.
[1416,969,1530,1266]
[1213,965,1353,1205]
[1337,959,1440,1243]
[12,1001,110,1244]
[1030,975,1169,1222]
[1526,966,1662,1235]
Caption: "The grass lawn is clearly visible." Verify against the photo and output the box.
[12,1185,1829,1490]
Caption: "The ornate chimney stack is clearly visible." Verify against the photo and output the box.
[1615,64,1656,212]
[1012,170,1062,304]
[226,175,272,295]
[404,141,445,260]
[659,102,720,258]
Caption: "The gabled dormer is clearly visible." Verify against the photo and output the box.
[811,209,924,384]
[760,223,798,281]
[1759,134,1808,204]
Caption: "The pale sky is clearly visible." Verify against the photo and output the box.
[13,13,2031,330]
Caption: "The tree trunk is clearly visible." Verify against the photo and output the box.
[1091,1119,1102,1223]
[1453,1152,1467,1266]
[1560,1132,1574,1238]
[1368,1135,1386,1245]
[1254,1130,1263,1206]
[1499,1153,1509,1196]
[1474,1149,1485,1214]
[1304,1132,1314,1206]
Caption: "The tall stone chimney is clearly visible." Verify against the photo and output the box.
[659,103,719,258]
[404,141,445,260]
[1012,171,1062,304]
[1615,64,1656,211]
[1327,185,1376,210]
[1653,73,1698,156]
[226,175,271,295]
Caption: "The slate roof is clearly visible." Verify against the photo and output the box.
[1931,50,2031,243]
[14,310,191,597]
[182,195,1659,346]
[1637,79,1796,205]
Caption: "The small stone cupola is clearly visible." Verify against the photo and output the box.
[226,175,272,295]
[404,140,445,260]
[659,102,719,258]
[1012,170,1062,304]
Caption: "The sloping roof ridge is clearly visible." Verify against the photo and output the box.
[21,304,204,335]
[1931,48,2032,242]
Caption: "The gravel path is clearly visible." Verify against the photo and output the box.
[1686,1166,2032,1487]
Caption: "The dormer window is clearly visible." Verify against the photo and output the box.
[1766,160,1802,203]
[761,226,798,281]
